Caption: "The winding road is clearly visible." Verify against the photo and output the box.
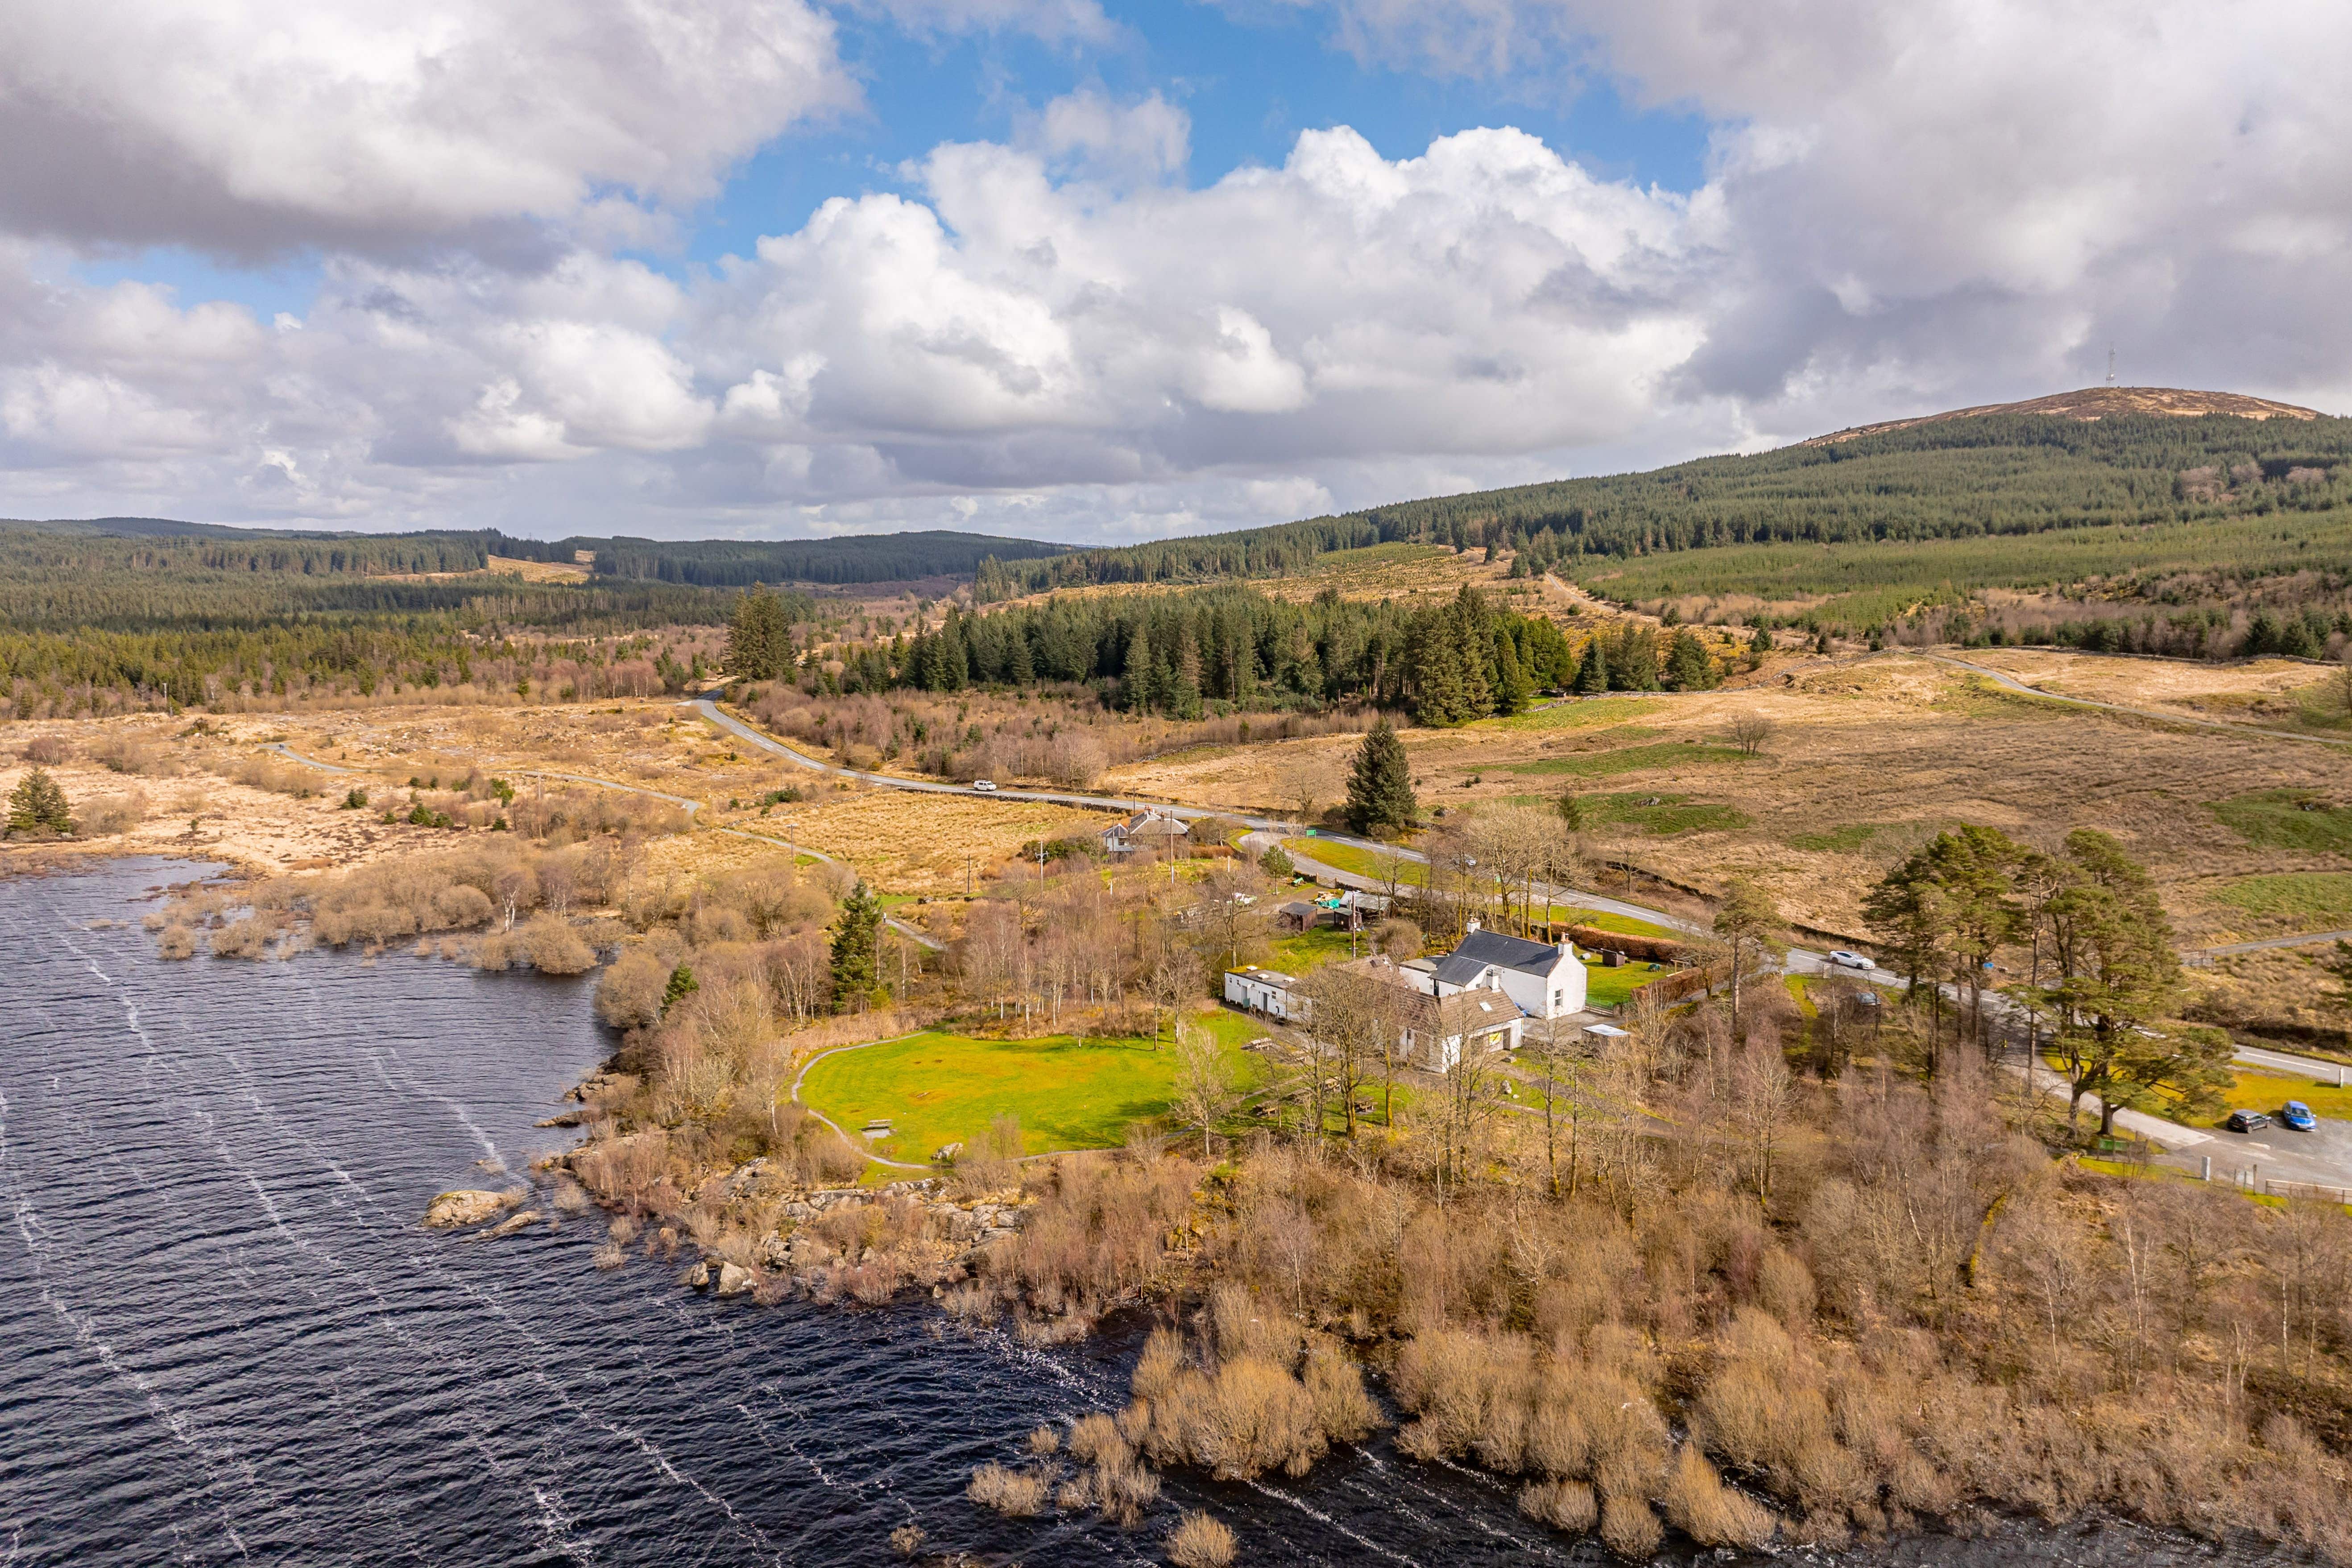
[1923,653,2352,748]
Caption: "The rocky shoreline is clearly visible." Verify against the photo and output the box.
[426,1154,1037,1312]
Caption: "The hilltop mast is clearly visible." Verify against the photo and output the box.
[2106,346,2116,386]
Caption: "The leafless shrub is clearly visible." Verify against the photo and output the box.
[1726,712,1776,756]
[1519,1477,1598,1533]
[518,913,596,974]
[1165,1510,1236,1568]
[1660,1443,1776,1548]
[208,915,277,960]
[92,733,181,775]
[75,790,148,836]
[888,1523,925,1558]
[1026,1424,1061,1456]
[156,924,198,960]
[1068,1412,1129,1467]
[1091,1450,1160,1527]
[21,734,71,766]
[1598,1493,1662,1560]
[966,1461,1051,1518]
[233,756,321,797]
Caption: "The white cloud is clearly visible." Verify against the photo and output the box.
[1271,0,2352,427]
[3,0,2350,539]
[0,0,854,257]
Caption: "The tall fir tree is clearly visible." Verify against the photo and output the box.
[7,767,70,837]
[1574,637,1610,694]
[1344,719,1417,837]
[829,879,885,1010]
[722,586,791,681]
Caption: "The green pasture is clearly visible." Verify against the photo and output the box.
[2210,791,2352,857]
[2216,873,2352,923]
[800,1029,1258,1163]
[1508,742,1747,779]
[1569,507,2352,632]
[1485,697,1666,733]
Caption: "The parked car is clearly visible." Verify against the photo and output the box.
[2280,1100,2318,1131]
[1828,950,1872,970]
[2225,1109,2272,1133]
[970,779,997,793]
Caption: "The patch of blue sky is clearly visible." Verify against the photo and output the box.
[68,247,323,325]
[679,2,1710,273]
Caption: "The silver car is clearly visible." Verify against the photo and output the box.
[970,779,997,793]
[1828,950,1872,970]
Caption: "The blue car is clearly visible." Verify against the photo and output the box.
[2281,1100,2318,1132]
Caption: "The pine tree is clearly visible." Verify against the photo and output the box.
[1574,637,1609,694]
[1664,630,1717,690]
[723,587,791,681]
[829,879,885,1010]
[1491,626,1534,713]
[7,767,71,837]
[1344,719,1416,837]
[1122,626,1152,712]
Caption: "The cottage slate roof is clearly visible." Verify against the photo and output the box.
[1431,928,1568,987]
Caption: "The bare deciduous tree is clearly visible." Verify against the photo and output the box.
[1172,1020,1242,1159]
[1727,712,1776,757]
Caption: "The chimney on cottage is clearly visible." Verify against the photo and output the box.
[1466,918,1481,933]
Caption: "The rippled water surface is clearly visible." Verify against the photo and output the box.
[0,862,2275,1567]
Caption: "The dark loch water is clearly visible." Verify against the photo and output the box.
[0,861,2275,1567]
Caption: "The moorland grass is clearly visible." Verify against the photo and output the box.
[802,1029,1260,1161]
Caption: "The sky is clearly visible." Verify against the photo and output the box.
[2,0,2347,543]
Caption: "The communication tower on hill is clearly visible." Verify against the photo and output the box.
[2106,346,2116,386]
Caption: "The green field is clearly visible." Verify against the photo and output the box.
[1484,696,1667,733]
[2210,791,2352,857]
[1785,822,1891,853]
[1508,742,1747,779]
[2216,873,2352,923]
[801,1030,1258,1162]
[1571,506,2352,631]
[2217,1068,2352,1124]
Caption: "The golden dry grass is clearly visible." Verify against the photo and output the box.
[1103,652,2348,948]
[1961,648,2341,722]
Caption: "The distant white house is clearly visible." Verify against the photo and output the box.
[1224,965,1305,1021]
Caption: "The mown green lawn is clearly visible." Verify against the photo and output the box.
[1270,924,1367,971]
[1584,960,1670,1009]
[2218,1068,2352,1124]
[1286,836,1427,886]
[802,1027,1265,1162]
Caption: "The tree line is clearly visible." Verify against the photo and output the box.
[973,411,2351,595]
[753,582,1728,724]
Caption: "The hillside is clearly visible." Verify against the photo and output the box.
[1803,385,2323,446]
[4,517,1066,588]
[976,393,2352,615]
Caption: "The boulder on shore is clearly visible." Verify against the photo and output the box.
[715,1262,755,1298]
[423,1189,509,1229]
